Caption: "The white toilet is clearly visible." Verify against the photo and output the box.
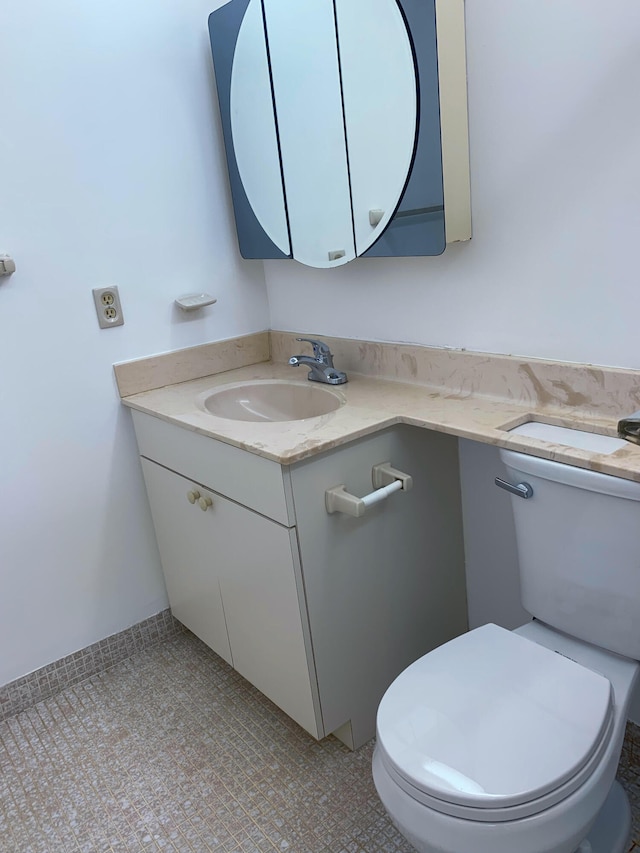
[373,429,640,853]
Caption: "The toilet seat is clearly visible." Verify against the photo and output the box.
[376,624,614,822]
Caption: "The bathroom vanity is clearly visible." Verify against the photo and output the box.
[117,331,640,748]
[131,408,467,749]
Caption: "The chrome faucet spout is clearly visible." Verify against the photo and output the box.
[288,339,347,385]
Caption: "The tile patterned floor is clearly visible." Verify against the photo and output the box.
[1,631,639,853]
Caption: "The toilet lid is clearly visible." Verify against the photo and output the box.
[377,624,613,811]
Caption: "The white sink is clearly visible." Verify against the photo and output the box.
[197,379,343,423]
[508,421,626,454]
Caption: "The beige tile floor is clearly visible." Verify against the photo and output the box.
[1,631,639,853]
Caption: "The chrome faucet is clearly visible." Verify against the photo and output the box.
[288,338,348,385]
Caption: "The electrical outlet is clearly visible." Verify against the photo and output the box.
[92,286,124,329]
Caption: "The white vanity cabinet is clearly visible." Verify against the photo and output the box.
[139,457,320,737]
[131,409,467,749]
[133,410,320,739]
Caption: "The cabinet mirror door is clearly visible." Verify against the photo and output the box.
[260,0,355,267]
[335,0,418,258]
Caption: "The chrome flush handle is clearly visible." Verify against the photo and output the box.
[494,477,534,499]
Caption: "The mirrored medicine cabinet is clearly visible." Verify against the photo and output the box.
[208,0,471,269]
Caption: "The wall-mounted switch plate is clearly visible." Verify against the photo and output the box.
[92,286,124,329]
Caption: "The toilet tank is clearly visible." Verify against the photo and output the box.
[499,441,640,661]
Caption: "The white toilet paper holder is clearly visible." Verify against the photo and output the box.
[325,462,413,518]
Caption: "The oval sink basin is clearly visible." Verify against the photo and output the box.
[197,380,343,423]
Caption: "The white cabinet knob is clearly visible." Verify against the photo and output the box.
[187,490,201,504]
[198,496,213,511]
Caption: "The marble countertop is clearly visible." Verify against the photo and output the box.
[121,360,640,482]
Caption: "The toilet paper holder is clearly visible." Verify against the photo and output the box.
[325,462,413,518]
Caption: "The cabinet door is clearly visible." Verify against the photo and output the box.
[229,0,290,256]
[262,0,355,268]
[336,0,418,256]
[214,503,321,739]
[140,458,233,665]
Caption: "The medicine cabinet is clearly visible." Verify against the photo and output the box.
[208,0,471,268]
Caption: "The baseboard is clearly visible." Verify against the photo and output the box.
[0,610,184,722]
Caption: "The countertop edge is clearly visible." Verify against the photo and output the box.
[120,364,640,482]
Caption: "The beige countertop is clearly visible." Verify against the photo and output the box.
[120,359,640,482]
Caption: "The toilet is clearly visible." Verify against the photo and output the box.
[373,429,640,853]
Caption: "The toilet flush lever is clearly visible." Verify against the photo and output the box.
[494,477,533,499]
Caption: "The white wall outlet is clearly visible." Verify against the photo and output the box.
[92,286,124,329]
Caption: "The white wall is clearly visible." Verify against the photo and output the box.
[265,0,640,369]
[0,0,268,685]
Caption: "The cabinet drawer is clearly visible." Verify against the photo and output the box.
[131,410,293,525]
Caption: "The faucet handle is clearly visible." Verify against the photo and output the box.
[295,337,331,358]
